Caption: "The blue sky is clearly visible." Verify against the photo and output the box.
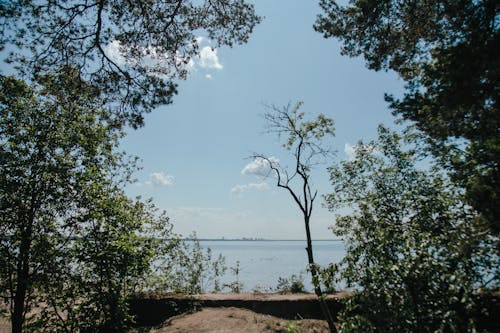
[0,1,404,240]
[121,1,405,239]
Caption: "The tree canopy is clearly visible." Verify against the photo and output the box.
[325,125,498,332]
[0,70,172,332]
[1,0,261,127]
[0,69,234,332]
[315,0,500,235]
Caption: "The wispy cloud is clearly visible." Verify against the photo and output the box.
[168,207,226,220]
[230,182,271,196]
[241,157,279,177]
[145,172,174,188]
[164,206,255,238]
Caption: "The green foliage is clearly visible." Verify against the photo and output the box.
[264,102,335,153]
[224,260,243,293]
[317,263,337,294]
[325,125,499,332]
[149,233,227,295]
[276,273,306,294]
[1,0,261,128]
[0,70,119,332]
[287,321,301,333]
[0,72,177,332]
[315,0,500,235]
[30,195,174,333]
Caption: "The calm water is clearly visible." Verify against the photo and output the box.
[200,240,345,292]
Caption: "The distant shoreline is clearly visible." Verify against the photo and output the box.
[194,238,343,242]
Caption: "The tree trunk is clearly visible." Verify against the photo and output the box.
[304,216,338,333]
[12,204,35,333]
[12,228,32,333]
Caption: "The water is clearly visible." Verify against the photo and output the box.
[200,240,345,292]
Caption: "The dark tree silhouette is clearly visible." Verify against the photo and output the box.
[251,102,338,333]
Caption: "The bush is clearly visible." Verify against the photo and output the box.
[276,273,306,294]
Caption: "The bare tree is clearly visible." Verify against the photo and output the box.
[251,102,338,332]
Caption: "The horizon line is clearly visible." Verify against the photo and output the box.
[191,238,343,242]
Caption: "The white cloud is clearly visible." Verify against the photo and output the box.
[344,143,356,161]
[105,40,126,65]
[241,157,279,177]
[198,46,223,70]
[104,40,195,77]
[146,172,174,187]
[230,182,271,195]
[105,37,223,80]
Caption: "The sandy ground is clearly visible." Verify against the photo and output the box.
[1,293,345,332]
[132,307,331,333]
[1,308,330,333]
[0,317,9,333]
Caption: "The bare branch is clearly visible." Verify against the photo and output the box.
[251,102,338,332]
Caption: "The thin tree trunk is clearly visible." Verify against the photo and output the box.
[12,228,32,333]
[304,217,338,333]
[12,202,36,333]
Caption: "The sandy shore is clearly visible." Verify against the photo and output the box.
[131,307,331,333]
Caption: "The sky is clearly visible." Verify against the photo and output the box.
[120,1,406,240]
[0,1,405,240]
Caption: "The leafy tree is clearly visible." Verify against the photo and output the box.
[0,69,119,333]
[1,0,262,127]
[251,102,338,332]
[0,70,176,332]
[325,125,499,332]
[31,192,173,333]
[315,0,500,235]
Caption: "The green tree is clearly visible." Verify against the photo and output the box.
[0,70,175,332]
[315,0,500,235]
[251,102,338,333]
[325,125,498,332]
[1,0,261,127]
[0,69,118,333]
[31,192,173,333]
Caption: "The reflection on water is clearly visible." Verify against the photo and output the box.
[200,240,345,292]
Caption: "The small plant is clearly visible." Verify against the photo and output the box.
[252,284,273,294]
[276,273,306,294]
[318,263,338,294]
[287,321,301,333]
[224,260,243,293]
[146,232,227,294]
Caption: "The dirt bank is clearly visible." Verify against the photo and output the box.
[129,292,349,326]
[130,307,331,333]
